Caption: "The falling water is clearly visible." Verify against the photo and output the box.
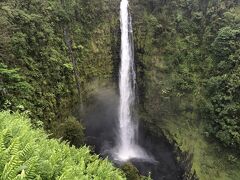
[114,0,149,161]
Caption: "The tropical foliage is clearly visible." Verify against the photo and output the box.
[0,0,119,132]
[131,0,240,179]
[0,111,125,180]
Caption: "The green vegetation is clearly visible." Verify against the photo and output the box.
[132,0,240,179]
[121,163,141,180]
[1,0,240,179]
[206,26,240,148]
[0,0,119,133]
[120,163,151,180]
[54,116,85,147]
[0,111,125,179]
[164,117,240,180]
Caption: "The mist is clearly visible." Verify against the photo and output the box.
[83,87,119,155]
[80,86,184,180]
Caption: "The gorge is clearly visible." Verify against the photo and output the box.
[0,0,240,179]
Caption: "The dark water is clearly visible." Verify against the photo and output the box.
[82,90,183,180]
[135,126,183,180]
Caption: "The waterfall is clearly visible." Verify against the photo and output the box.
[114,0,149,161]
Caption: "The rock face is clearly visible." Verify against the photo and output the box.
[130,0,240,179]
[0,0,121,129]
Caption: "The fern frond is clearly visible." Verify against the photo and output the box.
[24,156,38,179]
[19,143,33,161]
[1,155,22,180]
[7,138,20,156]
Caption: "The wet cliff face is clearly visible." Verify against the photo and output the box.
[131,0,239,129]
[129,0,240,179]
[0,0,121,131]
[131,0,202,131]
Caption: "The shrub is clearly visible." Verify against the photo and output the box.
[121,163,141,180]
[56,116,85,147]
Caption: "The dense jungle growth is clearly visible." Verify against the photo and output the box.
[131,0,240,179]
[0,0,240,179]
[0,0,120,134]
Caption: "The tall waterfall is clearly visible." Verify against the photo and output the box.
[115,0,148,161]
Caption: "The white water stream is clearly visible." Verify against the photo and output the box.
[114,0,149,161]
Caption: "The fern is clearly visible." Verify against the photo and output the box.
[6,139,20,156]
[0,112,126,179]
[19,143,33,161]
[1,155,22,180]
[24,156,38,179]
